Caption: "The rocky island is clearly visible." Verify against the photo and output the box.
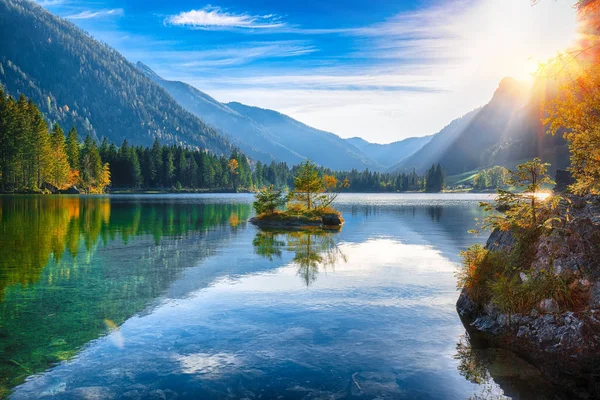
[456,165,600,398]
[249,160,348,231]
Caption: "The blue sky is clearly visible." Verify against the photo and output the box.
[38,0,578,143]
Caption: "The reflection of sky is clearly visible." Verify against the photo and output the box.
[11,194,505,400]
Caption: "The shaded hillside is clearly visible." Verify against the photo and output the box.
[137,63,377,171]
[346,135,432,170]
[136,62,299,165]
[226,102,376,171]
[0,0,231,153]
[398,78,569,175]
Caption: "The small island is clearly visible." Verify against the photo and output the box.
[250,160,348,230]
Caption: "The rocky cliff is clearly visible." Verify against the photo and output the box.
[457,194,600,398]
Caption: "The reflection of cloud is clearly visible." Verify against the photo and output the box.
[176,352,241,376]
[104,319,124,349]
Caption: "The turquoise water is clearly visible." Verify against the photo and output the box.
[0,194,555,399]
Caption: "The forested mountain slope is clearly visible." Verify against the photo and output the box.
[136,62,300,166]
[398,78,570,175]
[0,0,231,154]
[137,63,377,171]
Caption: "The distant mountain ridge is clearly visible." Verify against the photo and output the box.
[346,135,433,170]
[0,0,232,154]
[137,62,383,171]
[397,78,570,175]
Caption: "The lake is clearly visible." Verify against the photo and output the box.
[0,193,558,399]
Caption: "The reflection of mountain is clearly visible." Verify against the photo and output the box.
[0,196,251,393]
[253,230,346,287]
[334,198,488,263]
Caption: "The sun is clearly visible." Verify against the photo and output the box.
[517,57,543,82]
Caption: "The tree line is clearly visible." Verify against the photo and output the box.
[0,89,109,193]
[0,90,448,193]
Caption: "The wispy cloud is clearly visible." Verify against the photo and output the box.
[66,8,124,20]
[166,6,284,30]
[35,0,66,7]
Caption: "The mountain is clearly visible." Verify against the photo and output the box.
[398,78,570,175]
[136,62,377,171]
[346,135,432,170]
[226,102,377,171]
[0,0,231,154]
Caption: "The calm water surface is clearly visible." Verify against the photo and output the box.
[0,194,555,399]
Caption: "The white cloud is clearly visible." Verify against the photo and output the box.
[66,8,124,20]
[35,0,66,6]
[166,6,284,30]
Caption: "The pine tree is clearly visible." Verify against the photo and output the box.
[48,123,71,189]
[66,127,80,171]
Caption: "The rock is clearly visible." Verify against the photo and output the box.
[554,170,575,193]
[41,181,58,194]
[485,228,516,252]
[60,185,81,194]
[539,299,560,314]
[321,213,343,227]
[517,325,530,338]
[520,272,529,283]
[456,290,475,317]
[590,284,600,310]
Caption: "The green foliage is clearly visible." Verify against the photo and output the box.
[65,127,79,171]
[290,160,324,211]
[473,166,509,191]
[0,0,232,154]
[0,196,252,392]
[425,163,445,192]
[252,230,346,287]
[458,245,509,306]
[253,186,286,216]
[476,158,557,232]
[288,160,349,212]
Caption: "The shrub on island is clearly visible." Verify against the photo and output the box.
[251,160,348,229]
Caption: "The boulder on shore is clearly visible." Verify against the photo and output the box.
[60,186,81,194]
[322,213,344,227]
[456,194,600,398]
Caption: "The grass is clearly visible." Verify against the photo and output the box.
[458,228,572,316]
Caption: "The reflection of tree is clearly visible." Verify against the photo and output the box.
[252,231,285,261]
[455,333,554,400]
[455,334,488,385]
[426,206,443,222]
[0,197,251,299]
[0,196,252,393]
[252,229,347,286]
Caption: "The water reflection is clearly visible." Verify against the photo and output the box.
[0,195,251,394]
[454,333,556,400]
[2,193,570,400]
[252,229,347,286]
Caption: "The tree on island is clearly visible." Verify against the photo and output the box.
[289,160,349,212]
[253,185,286,215]
[253,160,349,219]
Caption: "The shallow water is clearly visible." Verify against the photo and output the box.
[0,193,557,399]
